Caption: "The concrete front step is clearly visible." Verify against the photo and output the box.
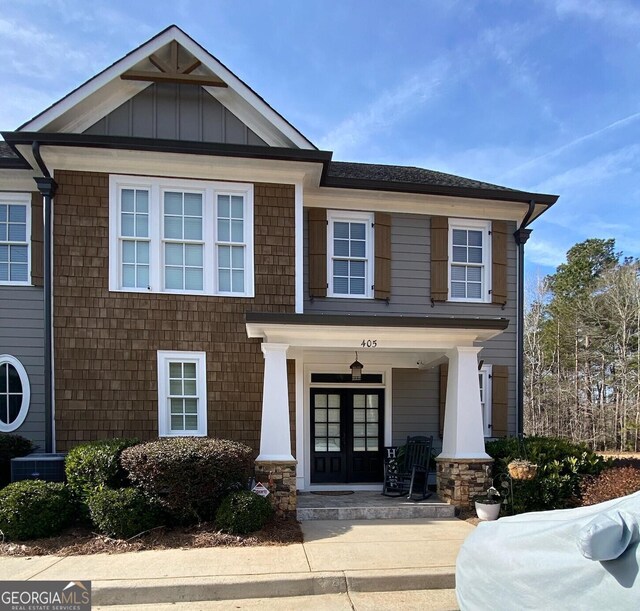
[297,491,456,521]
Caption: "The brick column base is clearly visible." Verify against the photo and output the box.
[436,457,494,508]
[254,460,297,516]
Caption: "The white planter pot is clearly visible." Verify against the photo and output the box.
[475,501,501,521]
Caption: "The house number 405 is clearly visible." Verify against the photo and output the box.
[361,339,378,348]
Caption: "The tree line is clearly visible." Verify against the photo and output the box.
[524,238,640,451]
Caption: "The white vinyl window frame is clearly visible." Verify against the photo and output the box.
[0,354,31,433]
[448,218,491,303]
[479,363,492,437]
[109,175,254,297]
[157,350,207,437]
[0,193,31,286]
[327,209,374,299]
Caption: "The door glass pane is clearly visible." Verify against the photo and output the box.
[353,423,365,437]
[328,423,340,436]
[315,408,327,422]
[353,409,365,422]
[366,423,378,437]
[328,409,340,422]
[328,394,340,408]
[366,395,378,408]
[315,439,327,452]
[366,409,378,422]
[367,439,378,451]
[353,394,366,408]
[315,423,327,437]
[328,438,341,451]
[353,438,366,452]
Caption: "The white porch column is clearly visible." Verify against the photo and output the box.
[439,346,490,460]
[257,342,294,462]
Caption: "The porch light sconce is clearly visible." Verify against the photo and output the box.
[350,352,364,381]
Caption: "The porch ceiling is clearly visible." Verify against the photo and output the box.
[245,312,508,351]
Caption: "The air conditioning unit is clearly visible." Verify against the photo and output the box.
[11,453,66,483]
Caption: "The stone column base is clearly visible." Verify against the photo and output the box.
[436,457,494,509]
[255,460,297,516]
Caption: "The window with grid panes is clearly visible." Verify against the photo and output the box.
[0,194,30,285]
[313,393,341,452]
[328,211,373,298]
[0,355,30,433]
[157,351,207,436]
[109,176,253,296]
[449,219,490,302]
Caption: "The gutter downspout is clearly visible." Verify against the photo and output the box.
[32,142,57,454]
[513,201,535,438]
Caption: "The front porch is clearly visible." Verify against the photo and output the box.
[246,313,509,513]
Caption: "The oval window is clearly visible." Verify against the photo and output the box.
[0,355,30,433]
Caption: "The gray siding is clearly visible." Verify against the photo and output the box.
[0,286,46,450]
[85,83,268,146]
[305,211,518,434]
[392,368,441,451]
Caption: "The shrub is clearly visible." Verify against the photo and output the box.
[87,487,164,539]
[0,480,73,540]
[65,438,139,502]
[215,490,274,534]
[0,434,34,489]
[486,436,610,514]
[121,437,253,524]
[580,466,640,506]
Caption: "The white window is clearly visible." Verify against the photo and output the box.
[0,355,30,433]
[0,194,31,286]
[327,210,374,298]
[157,351,207,437]
[109,176,254,297]
[448,218,491,302]
[479,364,492,437]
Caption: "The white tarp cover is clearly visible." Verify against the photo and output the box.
[456,490,640,610]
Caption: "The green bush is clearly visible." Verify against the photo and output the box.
[0,480,73,540]
[121,437,253,524]
[87,487,164,539]
[486,436,610,514]
[65,438,139,502]
[0,434,34,489]
[216,490,274,534]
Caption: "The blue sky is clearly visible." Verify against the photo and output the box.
[1,0,639,280]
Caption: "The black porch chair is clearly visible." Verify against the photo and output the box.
[382,435,433,500]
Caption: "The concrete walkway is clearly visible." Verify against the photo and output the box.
[1,518,474,609]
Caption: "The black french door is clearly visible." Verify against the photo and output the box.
[310,388,384,483]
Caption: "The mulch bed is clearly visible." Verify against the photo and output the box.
[0,517,302,557]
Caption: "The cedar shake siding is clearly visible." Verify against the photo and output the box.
[53,170,295,451]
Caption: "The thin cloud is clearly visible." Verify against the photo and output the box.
[317,59,450,158]
[550,0,640,29]
[526,239,568,267]
[501,110,640,182]
[531,144,640,193]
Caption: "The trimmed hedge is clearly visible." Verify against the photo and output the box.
[65,438,139,502]
[216,490,273,534]
[486,436,609,514]
[87,487,164,539]
[0,434,34,489]
[0,480,73,540]
[121,437,253,524]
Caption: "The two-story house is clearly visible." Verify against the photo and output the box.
[0,26,558,509]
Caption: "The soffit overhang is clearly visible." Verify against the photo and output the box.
[245,313,508,350]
